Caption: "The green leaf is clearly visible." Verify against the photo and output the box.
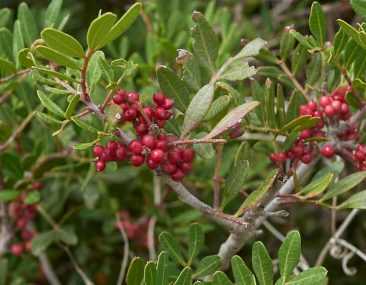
[321,171,366,201]
[290,31,315,50]
[351,0,366,18]
[87,12,117,49]
[205,101,259,139]
[126,257,146,285]
[252,241,273,285]
[36,46,81,69]
[73,139,99,150]
[31,231,59,256]
[221,159,249,208]
[17,48,33,68]
[237,38,267,58]
[58,227,78,245]
[278,231,301,279]
[41,28,84,58]
[237,169,278,214]
[182,83,214,137]
[286,267,327,285]
[157,66,190,112]
[24,191,41,205]
[204,95,231,121]
[33,66,78,83]
[309,2,326,46]
[18,3,38,46]
[36,111,63,126]
[231,255,256,285]
[280,28,296,60]
[219,60,256,81]
[156,252,169,285]
[264,79,276,128]
[144,261,157,285]
[337,19,362,46]
[102,3,142,47]
[191,11,218,75]
[188,223,204,265]
[0,258,8,285]
[299,173,334,198]
[338,190,366,209]
[13,21,24,63]
[87,51,104,91]
[212,272,233,285]
[193,255,221,278]
[0,8,12,28]
[159,232,186,266]
[0,190,20,202]
[0,57,16,75]
[37,90,65,118]
[71,117,99,133]
[65,95,80,118]
[44,0,63,27]
[281,115,320,133]
[174,267,192,285]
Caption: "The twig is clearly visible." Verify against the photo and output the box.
[0,109,38,153]
[170,138,227,146]
[39,253,62,285]
[80,49,94,103]
[315,209,359,266]
[0,69,31,85]
[213,143,224,209]
[277,59,309,100]
[0,92,12,105]
[116,213,130,285]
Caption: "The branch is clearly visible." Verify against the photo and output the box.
[0,69,31,85]
[213,143,224,209]
[39,253,62,285]
[217,160,317,269]
[116,213,130,285]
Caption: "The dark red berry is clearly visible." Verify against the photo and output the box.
[171,169,185,181]
[31,181,44,190]
[181,162,192,174]
[320,144,335,158]
[162,98,174,110]
[16,218,28,229]
[155,107,168,120]
[127,92,139,103]
[93,145,104,157]
[107,141,119,152]
[155,139,168,151]
[129,140,143,154]
[113,91,126,104]
[301,154,312,164]
[135,122,148,136]
[162,163,177,174]
[143,107,155,120]
[141,135,156,149]
[153,92,166,106]
[169,149,183,164]
[116,146,127,161]
[182,148,195,162]
[147,159,159,169]
[130,155,145,167]
[150,149,165,164]
[21,229,34,241]
[123,108,138,121]
[96,160,106,172]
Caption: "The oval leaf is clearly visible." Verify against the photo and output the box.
[252,241,273,285]
[278,231,301,279]
[35,45,81,69]
[87,12,117,49]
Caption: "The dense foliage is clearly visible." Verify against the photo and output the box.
[1,0,366,284]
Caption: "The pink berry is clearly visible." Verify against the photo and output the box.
[16,218,28,229]
[129,140,143,155]
[340,103,349,114]
[319,96,331,107]
[324,105,335,117]
[130,155,145,167]
[149,149,165,164]
[331,100,341,113]
[299,105,310,116]
[300,129,312,140]
[320,145,335,158]
[93,145,104,157]
[162,98,174,110]
[96,160,106,172]
[127,92,139,103]
[141,135,156,149]
[307,101,317,111]
[10,243,24,256]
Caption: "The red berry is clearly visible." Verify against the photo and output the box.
[10,243,24,256]
[155,107,168,120]
[127,92,139,103]
[129,140,143,154]
[324,105,336,117]
[319,96,331,107]
[93,145,104,157]
[171,169,185,181]
[181,162,192,174]
[320,144,335,158]
[113,91,126,104]
[16,218,28,229]
[21,230,34,241]
[162,98,174,110]
[130,155,145,167]
[123,108,138,121]
[149,149,165,164]
[153,92,166,106]
[340,103,349,114]
[299,105,310,116]
[354,150,365,161]
[292,145,304,157]
[96,160,106,172]
[116,146,127,160]
[135,122,148,135]
[182,148,195,162]
[331,100,341,113]
[301,154,312,164]
[162,163,177,174]
[107,141,119,152]
[143,107,155,120]
[120,103,129,111]
[147,159,159,169]
[157,120,166,128]
[31,181,44,190]
[307,101,317,111]
[155,139,168,151]
[141,135,156,149]
[169,149,183,164]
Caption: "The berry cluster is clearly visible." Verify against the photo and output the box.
[353,144,366,170]
[271,86,355,165]
[8,182,43,256]
[93,90,196,181]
